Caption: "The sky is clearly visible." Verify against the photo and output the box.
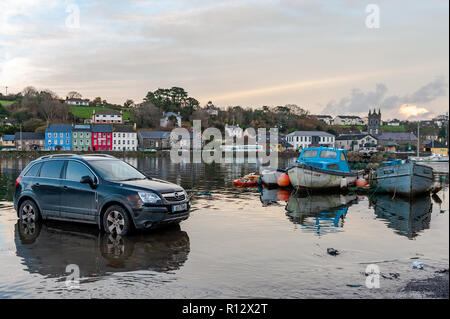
[0,0,448,120]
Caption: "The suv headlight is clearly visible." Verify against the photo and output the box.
[138,192,161,204]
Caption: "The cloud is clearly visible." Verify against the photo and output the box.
[323,77,448,119]
[398,104,431,118]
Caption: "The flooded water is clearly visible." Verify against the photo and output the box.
[0,156,448,298]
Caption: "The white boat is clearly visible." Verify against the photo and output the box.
[287,147,357,191]
[260,167,285,186]
[410,153,449,162]
[375,160,433,196]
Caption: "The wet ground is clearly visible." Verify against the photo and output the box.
[0,157,448,298]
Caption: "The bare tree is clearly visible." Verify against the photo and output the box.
[67,91,82,99]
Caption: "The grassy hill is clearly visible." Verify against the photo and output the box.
[380,125,406,132]
[0,100,17,106]
[70,106,132,121]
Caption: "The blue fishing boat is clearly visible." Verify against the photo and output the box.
[375,160,433,196]
[287,147,358,191]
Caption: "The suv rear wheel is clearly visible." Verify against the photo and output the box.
[19,200,40,223]
[103,205,131,236]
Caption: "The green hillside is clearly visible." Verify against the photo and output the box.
[380,125,406,132]
[70,106,131,121]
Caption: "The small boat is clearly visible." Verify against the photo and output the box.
[375,160,433,196]
[233,172,260,187]
[287,147,358,191]
[409,153,449,162]
[260,167,286,186]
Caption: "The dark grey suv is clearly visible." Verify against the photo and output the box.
[14,154,190,235]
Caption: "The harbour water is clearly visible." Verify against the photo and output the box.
[0,157,448,298]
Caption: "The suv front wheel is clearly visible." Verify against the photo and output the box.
[103,205,132,236]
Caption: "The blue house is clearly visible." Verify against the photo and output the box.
[45,124,73,151]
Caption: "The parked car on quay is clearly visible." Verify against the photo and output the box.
[13,154,190,235]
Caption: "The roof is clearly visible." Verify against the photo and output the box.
[46,124,73,132]
[335,115,362,119]
[336,134,377,141]
[424,141,447,148]
[162,112,181,118]
[94,109,121,116]
[378,132,418,141]
[313,115,333,118]
[66,98,89,102]
[114,125,136,132]
[139,131,171,139]
[14,132,45,140]
[72,124,91,132]
[92,125,112,133]
[2,134,15,141]
[287,131,335,137]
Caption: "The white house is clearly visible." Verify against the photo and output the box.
[113,125,137,151]
[313,115,333,125]
[224,124,243,139]
[333,115,364,126]
[92,109,123,124]
[384,119,401,126]
[285,131,335,150]
[160,112,182,127]
[65,98,90,106]
[335,134,378,151]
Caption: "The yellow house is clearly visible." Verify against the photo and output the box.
[0,134,15,148]
[423,141,448,156]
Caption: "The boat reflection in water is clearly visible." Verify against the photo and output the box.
[14,220,190,279]
[259,186,291,206]
[285,193,357,236]
[369,194,432,239]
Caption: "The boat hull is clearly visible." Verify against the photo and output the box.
[261,168,285,185]
[375,162,433,196]
[287,164,357,191]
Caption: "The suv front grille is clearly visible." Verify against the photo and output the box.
[162,192,186,202]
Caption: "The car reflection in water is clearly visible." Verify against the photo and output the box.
[285,193,357,236]
[369,194,432,239]
[14,220,190,280]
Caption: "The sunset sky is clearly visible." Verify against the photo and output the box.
[0,0,448,120]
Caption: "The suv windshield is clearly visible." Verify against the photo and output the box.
[88,159,146,181]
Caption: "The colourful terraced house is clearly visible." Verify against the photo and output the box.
[92,125,113,151]
[45,124,72,151]
[72,124,92,151]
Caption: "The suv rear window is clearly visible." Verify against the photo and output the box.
[24,163,41,177]
[39,160,64,179]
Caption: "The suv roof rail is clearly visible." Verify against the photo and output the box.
[37,154,81,160]
[82,154,116,158]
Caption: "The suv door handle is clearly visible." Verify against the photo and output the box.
[35,183,40,187]
[63,186,69,190]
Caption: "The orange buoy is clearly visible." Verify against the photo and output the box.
[355,177,368,187]
[277,173,290,187]
[277,188,291,201]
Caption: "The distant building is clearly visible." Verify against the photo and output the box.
[333,115,364,126]
[423,140,448,156]
[72,124,92,151]
[312,115,333,125]
[368,109,382,136]
[113,125,137,151]
[335,134,378,152]
[65,98,89,106]
[15,132,45,151]
[432,114,448,128]
[1,134,15,148]
[45,124,72,151]
[224,124,243,140]
[160,112,182,127]
[384,119,401,126]
[92,125,113,151]
[205,103,219,116]
[170,132,203,149]
[138,131,171,149]
[92,109,123,124]
[377,131,418,147]
[285,131,335,150]
[257,134,293,152]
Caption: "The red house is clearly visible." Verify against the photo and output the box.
[92,125,113,151]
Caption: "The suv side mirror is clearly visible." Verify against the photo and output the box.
[80,175,96,188]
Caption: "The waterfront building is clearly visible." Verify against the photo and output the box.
[45,124,72,151]
[14,132,45,151]
[285,131,335,150]
[92,125,113,151]
[113,125,137,151]
[72,124,92,151]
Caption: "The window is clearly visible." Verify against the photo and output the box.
[65,161,94,181]
[302,150,318,158]
[320,150,337,159]
[25,163,42,177]
[48,133,51,138]
[340,152,347,162]
[60,140,63,145]
[73,133,77,138]
[54,133,57,137]
[39,161,64,179]
[60,133,63,138]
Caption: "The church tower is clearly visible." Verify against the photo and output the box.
[368,109,382,136]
